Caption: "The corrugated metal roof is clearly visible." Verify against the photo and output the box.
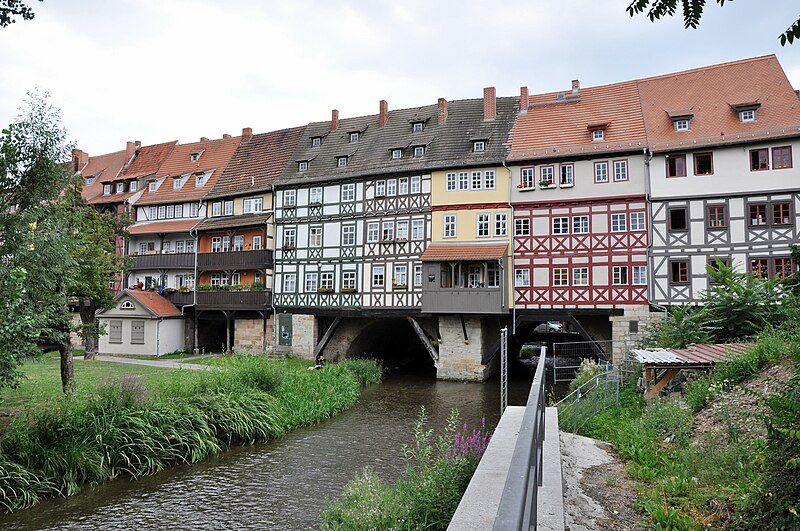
[632,343,753,366]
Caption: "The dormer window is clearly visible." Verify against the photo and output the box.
[311,137,322,147]
[173,176,186,190]
[592,129,604,141]
[129,181,138,192]
[473,141,486,152]
[116,183,125,194]
[85,177,95,186]
[149,180,158,192]
[414,146,425,157]
[190,151,203,163]
[103,184,112,195]
[349,132,359,143]
[674,119,690,132]
[337,156,348,167]
[298,161,308,172]
[391,149,402,160]
[196,170,212,187]
[739,109,756,123]
[412,122,423,133]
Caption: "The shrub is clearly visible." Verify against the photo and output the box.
[341,358,382,386]
[567,359,603,394]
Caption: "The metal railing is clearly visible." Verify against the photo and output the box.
[555,368,620,434]
[552,340,613,382]
[493,347,547,530]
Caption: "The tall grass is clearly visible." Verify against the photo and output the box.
[0,357,380,512]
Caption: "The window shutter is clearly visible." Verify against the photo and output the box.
[109,320,123,344]
[131,321,145,345]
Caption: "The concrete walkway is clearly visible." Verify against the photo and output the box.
[77,355,214,371]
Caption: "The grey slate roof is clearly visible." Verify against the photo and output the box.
[275,96,518,187]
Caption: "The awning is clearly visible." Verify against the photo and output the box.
[420,243,508,262]
[632,343,752,367]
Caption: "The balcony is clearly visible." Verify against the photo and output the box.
[129,252,194,270]
[422,288,504,314]
[164,290,194,306]
[196,290,271,310]
[198,249,272,271]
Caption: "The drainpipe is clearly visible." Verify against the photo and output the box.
[502,160,516,335]
[156,318,161,357]
[184,223,199,353]
[643,147,655,309]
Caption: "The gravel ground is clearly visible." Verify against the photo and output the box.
[560,432,645,531]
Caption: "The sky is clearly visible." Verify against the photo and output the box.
[1,0,799,155]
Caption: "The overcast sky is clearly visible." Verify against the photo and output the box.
[1,0,799,154]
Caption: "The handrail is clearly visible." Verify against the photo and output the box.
[553,365,616,407]
[493,347,547,530]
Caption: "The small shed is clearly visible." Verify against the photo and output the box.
[631,343,753,398]
[98,290,185,357]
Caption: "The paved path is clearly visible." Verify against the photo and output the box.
[77,355,214,371]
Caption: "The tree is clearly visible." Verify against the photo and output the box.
[0,0,41,28]
[627,0,800,45]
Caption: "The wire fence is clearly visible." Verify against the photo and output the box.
[551,340,613,382]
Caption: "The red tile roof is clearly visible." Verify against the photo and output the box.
[128,218,201,235]
[125,290,182,317]
[102,140,177,183]
[88,190,139,206]
[136,136,242,206]
[637,55,800,152]
[421,243,508,261]
[79,149,131,202]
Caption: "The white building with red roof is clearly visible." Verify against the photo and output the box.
[97,290,185,357]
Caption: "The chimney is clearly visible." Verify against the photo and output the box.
[126,141,137,159]
[483,87,496,121]
[571,79,580,95]
[200,136,209,142]
[223,134,231,139]
[331,109,339,131]
[241,127,253,141]
[72,148,88,172]
[135,140,141,148]
[437,97,448,124]
[519,86,529,115]
[379,100,388,127]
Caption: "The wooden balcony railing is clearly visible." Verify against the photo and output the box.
[129,252,194,270]
[198,249,272,271]
[196,290,271,310]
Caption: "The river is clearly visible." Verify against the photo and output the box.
[0,367,545,530]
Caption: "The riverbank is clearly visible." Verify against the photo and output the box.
[0,354,380,513]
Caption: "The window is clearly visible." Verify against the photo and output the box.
[310,227,323,247]
[411,219,424,240]
[252,235,262,250]
[773,146,792,169]
[694,152,713,175]
[85,177,96,186]
[749,204,768,226]
[283,190,296,207]
[487,264,500,288]
[103,184,112,195]
[374,180,386,197]
[311,137,322,147]
[196,171,212,187]
[396,220,409,240]
[669,208,688,231]
[283,273,296,292]
[337,156,348,167]
[317,272,334,291]
[414,146,425,157]
[473,141,485,152]
[166,205,174,218]
[372,266,385,287]
[222,236,230,252]
[773,202,792,225]
[573,267,589,286]
[553,217,569,235]
[414,265,423,287]
[573,215,589,234]
[458,172,469,190]
[611,213,627,232]
[367,222,379,243]
[189,151,202,163]
[109,320,122,344]
[411,175,421,194]
[775,257,794,279]
[392,149,402,159]
[129,181,138,192]
[342,271,357,290]
[387,179,397,196]
[471,171,483,190]
[674,119,690,131]
[553,268,569,287]
[399,178,409,195]
[298,161,308,172]
[445,173,456,191]
[342,224,356,246]
[349,132,359,143]
[283,228,296,248]
[514,269,530,287]
[341,183,355,201]
[231,272,241,285]
[592,129,604,141]
[484,170,496,189]
[138,242,148,255]
[173,177,183,190]
[494,213,507,236]
[243,197,263,213]
[514,218,530,236]
[594,162,608,183]
[162,241,172,253]
[477,213,490,237]
[630,212,645,231]
[613,160,628,181]
[223,201,233,216]
[707,205,727,229]
[667,154,687,177]
[612,266,629,285]
[233,235,244,252]
[540,166,554,186]
[304,273,318,293]
[670,261,689,284]
[750,149,769,171]
[211,273,228,286]
[148,206,157,220]
[189,203,199,217]
[212,202,222,217]
[176,240,185,253]
[186,240,195,253]
[175,204,182,218]
[750,258,770,278]
[412,122,424,133]
[632,265,647,285]
[739,109,756,123]
[444,215,456,238]
[394,265,407,287]
[560,164,574,186]
[149,181,158,192]
[381,220,395,241]
[521,168,535,188]
[116,183,125,194]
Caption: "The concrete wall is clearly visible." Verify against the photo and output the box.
[98,317,185,356]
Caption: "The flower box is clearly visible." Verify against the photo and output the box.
[282,245,296,251]
[559,183,574,188]
[539,181,556,189]
[309,201,322,206]
[317,288,334,294]
[517,184,535,191]
[340,287,358,293]
[392,283,408,290]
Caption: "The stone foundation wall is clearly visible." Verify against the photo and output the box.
[324,319,369,360]
[436,315,488,381]
[610,305,661,364]
[234,319,266,352]
[286,314,316,360]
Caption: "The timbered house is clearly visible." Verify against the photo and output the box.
[640,56,800,305]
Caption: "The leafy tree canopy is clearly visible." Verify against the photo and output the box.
[0,0,41,28]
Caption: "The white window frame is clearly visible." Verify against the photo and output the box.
[349,132,359,143]
[514,268,530,287]
[484,170,496,189]
[320,272,334,290]
[514,218,530,236]
[413,146,425,157]
[410,175,421,194]
[392,149,402,160]
[298,161,308,172]
[381,220,395,241]
[341,183,355,201]
[552,217,569,235]
[367,222,379,243]
[592,129,605,141]
[375,180,386,197]
[560,164,574,186]
[443,215,456,238]
[282,273,297,292]
[311,137,321,147]
[116,182,125,194]
[411,219,424,240]
[252,235,262,250]
[572,215,589,234]
[611,213,627,232]
[473,140,486,152]
[341,224,356,246]
[223,201,233,216]
[612,266,629,285]
[613,160,628,182]
[674,119,690,132]
[103,184,112,195]
[594,162,608,183]
[310,226,323,248]
[212,202,222,217]
[309,187,323,204]
[540,166,554,186]
[283,228,296,248]
[446,173,456,191]
[283,190,297,207]
[494,213,507,237]
[398,177,409,195]
[414,265,423,287]
[233,235,244,252]
[471,171,483,190]
[458,172,469,190]
[630,212,646,231]
[553,268,569,287]
[632,265,647,285]
[396,220,409,240]
[337,156,348,167]
[476,213,490,237]
[521,168,534,189]
[129,181,138,192]
[412,122,423,133]
[739,109,756,123]
[304,272,318,293]
[149,181,158,192]
[394,265,407,287]
[573,267,589,286]
[342,271,357,290]
[372,265,385,287]
[387,179,397,196]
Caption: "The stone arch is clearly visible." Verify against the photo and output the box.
[345,317,435,374]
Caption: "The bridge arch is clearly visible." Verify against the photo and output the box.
[344,317,435,375]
